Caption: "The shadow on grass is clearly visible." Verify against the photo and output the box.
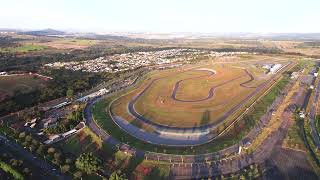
[200,110,210,125]
[145,167,167,180]
[130,117,143,129]
[124,156,144,176]
[101,143,117,158]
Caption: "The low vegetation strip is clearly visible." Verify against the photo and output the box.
[301,117,320,176]
[0,44,47,53]
[316,116,320,136]
[282,114,308,151]
[247,77,296,152]
[0,160,24,180]
[304,118,320,165]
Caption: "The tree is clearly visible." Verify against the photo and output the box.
[73,171,82,179]
[54,152,61,160]
[31,139,38,146]
[25,135,32,142]
[47,147,55,154]
[239,174,246,180]
[75,153,100,174]
[36,144,45,155]
[109,170,128,180]
[29,144,36,152]
[22,141,28,147]
[61,164,70,173]
[23,167,31,175]
[65,158,72,164]
[18,132,26,139]
[66,88,74,100]
[52,158,61,166]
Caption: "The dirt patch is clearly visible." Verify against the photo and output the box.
[42,43,89,49]
[0,74,48,97]
[0,90,9,102]
[262,148,318,180]
[37,39,98,50]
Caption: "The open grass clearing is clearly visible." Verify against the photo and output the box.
[38,38,99,49]
[0,75,48,97]
[0,44,48,53]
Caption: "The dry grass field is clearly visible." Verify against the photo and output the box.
[111,57,289,128]
[0,75,48,98]
[37,39,99,49]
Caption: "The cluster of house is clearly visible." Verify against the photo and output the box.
[75,88,109,102]
[0,31,15,34]
[44,49,203,73]
[299,111,306,118]
[39,88,109,112]
[206,51,250,57]
[0,71,7,76]
[21,88,110,145]
[262,64,282,74]
[43,122,85,144]
[291,72,299,79]
[291,71,318,80]
[40,89,110,144]
[44,49,252,73]
[22,109,85,145]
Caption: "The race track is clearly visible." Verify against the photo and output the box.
[171,69,249,102]
[109,62,291,146]
[127,68,269,130]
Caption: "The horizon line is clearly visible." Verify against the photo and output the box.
[1,27,320,35]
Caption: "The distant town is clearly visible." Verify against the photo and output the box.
[44,49,250,73]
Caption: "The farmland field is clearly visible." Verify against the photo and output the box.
[111,59,288,129]
[0,44,48,53]
[37,39,99,49]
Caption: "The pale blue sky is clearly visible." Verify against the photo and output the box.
[1,0,319,33]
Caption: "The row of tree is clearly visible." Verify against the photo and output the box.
[75,152,128,180]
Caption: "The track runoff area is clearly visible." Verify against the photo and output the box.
[110,60,292,146]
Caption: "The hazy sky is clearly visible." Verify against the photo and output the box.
[1,0,319,33]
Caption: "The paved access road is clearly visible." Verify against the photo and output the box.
[84,97,146,158]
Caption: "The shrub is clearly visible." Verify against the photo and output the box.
[75,153,101,174]
[0,160,24,180]
[47,147,55,154]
